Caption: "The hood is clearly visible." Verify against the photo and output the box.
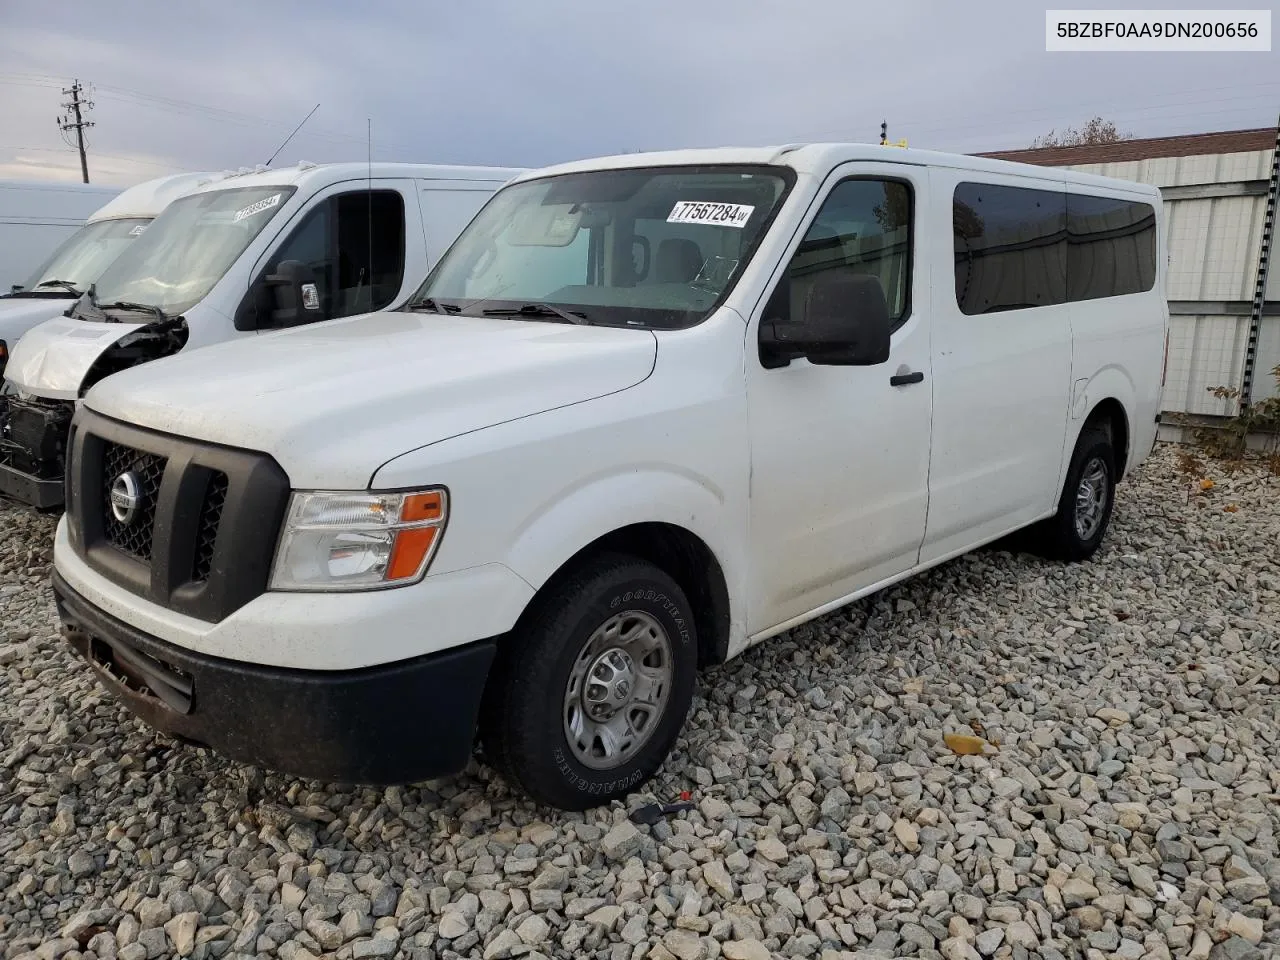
[4,315,148,399]
[86,311,657,488]
[0,299,79,351]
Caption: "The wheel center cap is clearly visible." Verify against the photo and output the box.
[584,648,637,717]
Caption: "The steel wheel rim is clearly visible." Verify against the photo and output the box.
[563,610,673,770]
[1074,457,1109,540]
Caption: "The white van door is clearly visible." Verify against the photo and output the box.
[417,181,507,267]
[921,172,1073,563]
[746,164,933,634]
[244,179,424,329]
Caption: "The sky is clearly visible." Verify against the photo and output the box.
[1,1,1277,186]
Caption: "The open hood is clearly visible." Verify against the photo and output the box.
[4,316,147,399]
[85,311,658,488]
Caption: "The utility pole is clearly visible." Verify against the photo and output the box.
[56,79,94,183]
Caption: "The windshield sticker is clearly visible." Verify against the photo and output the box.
[129,224,147,236]
[232,193,283,223]
[667,201,755,228]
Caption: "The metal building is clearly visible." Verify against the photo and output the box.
[982,126,1280,426]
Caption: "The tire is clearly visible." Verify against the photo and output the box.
[1032,424,1116,562]
[478,554,697,810]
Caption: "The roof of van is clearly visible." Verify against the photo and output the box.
[88,171,228,221]
[182,161,528,198]
[513,143,1162,198]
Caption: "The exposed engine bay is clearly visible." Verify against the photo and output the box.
[78,317,189,393]
[0,317,187,509]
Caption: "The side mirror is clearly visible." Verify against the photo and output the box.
[263,260,324,328]
[760,272,891,368]
[9,284,23,294]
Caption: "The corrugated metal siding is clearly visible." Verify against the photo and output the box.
[1166,195,1265,301]
[1066,150,1274,187]
[1165,314,1253,415]
[1057,147,1278,415]
[1253,318,1280,403]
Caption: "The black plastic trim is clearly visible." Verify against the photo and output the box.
[54,571,497,784]
[0,462,64,508]
[67,407,290,622]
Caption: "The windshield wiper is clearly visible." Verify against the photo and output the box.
[408,297,461,314]
[482,303,588,325]
[34,279,82,295]
[96,299,168,322]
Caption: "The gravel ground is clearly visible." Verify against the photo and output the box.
[1,443,1278,960]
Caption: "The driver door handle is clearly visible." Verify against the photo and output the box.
[890,370,925,387]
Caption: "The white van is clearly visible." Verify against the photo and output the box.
[0,172,218,380]
[50,144,1167,809]
[0,179,121,293]
[1,161,524,507]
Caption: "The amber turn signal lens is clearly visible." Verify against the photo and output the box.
[400,490,444,523]
[386,526,440,581]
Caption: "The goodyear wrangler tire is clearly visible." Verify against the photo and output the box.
[479,553,697,810]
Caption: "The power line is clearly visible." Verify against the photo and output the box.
[9,146,185,172]
[56,79,94,183]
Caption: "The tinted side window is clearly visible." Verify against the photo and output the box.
[789,178,912,326]
[334,190,406,316]
[1066,194,1157,301]
[953,182,1066,315]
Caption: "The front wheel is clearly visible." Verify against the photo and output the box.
[1031,425,1116,561]
[479,555,697,810]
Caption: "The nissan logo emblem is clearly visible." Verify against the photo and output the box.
[109,471,143,525]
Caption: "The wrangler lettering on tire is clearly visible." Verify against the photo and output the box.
[479,553,697,810]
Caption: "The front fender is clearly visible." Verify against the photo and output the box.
[504,465,734,591]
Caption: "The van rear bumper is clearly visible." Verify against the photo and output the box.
[53,571,497,785]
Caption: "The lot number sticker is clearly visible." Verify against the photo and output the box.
[667,201,755,228]
[233,193,283,223]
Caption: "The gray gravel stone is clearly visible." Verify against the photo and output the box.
[1,448,1278,960]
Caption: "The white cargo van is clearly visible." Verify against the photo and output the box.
[1,161,524,507]
[0,179,121,293]
[0,173,217,381]
[50,144,1167,809]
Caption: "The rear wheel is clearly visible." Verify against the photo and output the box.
[1031,424,1116,561]
[479,554,697,810]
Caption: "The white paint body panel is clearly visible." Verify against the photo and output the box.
[5,162,525,402]
[61,144,1167,672]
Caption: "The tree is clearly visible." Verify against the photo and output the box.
[1031,117,1133,149]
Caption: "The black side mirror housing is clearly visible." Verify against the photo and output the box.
[9,284,23,294]
[263,260,324,329]
[760,272,892,368]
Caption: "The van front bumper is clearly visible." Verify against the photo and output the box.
[53,571,497,784]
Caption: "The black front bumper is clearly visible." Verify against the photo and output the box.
[0,461,63,509]
[53,571,497,784]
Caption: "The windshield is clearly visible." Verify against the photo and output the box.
[413,165,793,329]
[87,186,296,316]
[20,218,151,294]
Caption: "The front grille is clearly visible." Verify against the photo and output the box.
[101,442,166,562]
[192,471,228,582]
[68,407,290,623]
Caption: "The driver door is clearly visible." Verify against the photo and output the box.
[745,163,933,635]
[244,180,419,330]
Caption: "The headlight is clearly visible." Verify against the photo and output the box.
[269,488,448,591]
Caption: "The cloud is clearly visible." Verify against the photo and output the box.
[1,0,1277,186]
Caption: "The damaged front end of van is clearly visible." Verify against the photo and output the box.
[0,314,187,508]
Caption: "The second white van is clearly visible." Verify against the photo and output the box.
[1,161,524,507]
[50,144,1166,809]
